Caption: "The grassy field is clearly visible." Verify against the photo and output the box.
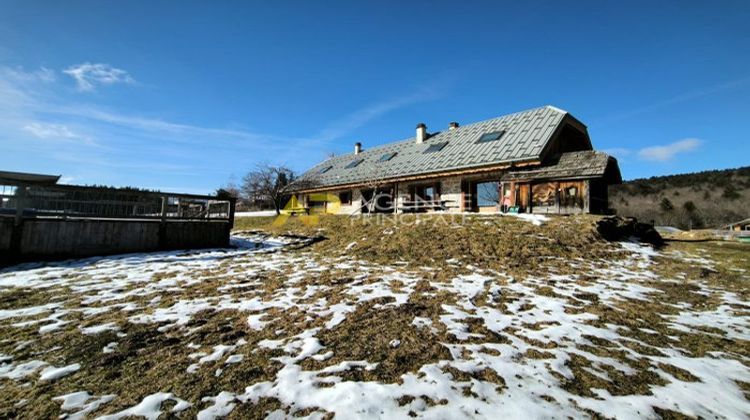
[0,214,748,418]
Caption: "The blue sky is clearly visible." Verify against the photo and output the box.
[1,1,748,194]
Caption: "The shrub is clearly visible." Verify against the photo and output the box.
[660,197,674,212]
[722,185,741,200]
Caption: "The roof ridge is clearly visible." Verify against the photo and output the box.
[330,105,567,160]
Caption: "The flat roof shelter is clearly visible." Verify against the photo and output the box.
[0,170,61,186]
[724,218,750,231]
[1,171,236,263]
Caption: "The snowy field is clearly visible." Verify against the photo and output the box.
[0,232,749,418]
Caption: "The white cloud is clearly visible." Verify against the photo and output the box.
[593,76,750,126]
[2,66,56,83]
[63,63,135,91]
[58,176,77,184]
[637,138,702,162]
[22,122,96,146]
[602,148,632,158]
[24,122,79,139]
[313,85,442,143]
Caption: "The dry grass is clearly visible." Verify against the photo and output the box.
[0,214,747,418]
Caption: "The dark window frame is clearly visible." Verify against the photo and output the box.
[423,142,448,153]
[476,181,500,207]
[345,159,364,169]
[410,182,441,203]
[318,166,333,174]
[338,190,352,205]
[378,152,397,162]
[476,130,506,144]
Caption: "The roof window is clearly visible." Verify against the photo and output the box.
[424,142,448,153]
[476,130,506,143]
[345,159,364,169]
[378,152,397,162]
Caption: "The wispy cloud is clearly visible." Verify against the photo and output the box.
[275,82,446,166]
[63,62,135,91]
[637,138,702,162]
[23,122,85,140]
[313,84,442,143]
[593,76,750,126]
[601,148,632,159]
[3,66,56,83]
[0,64,283,182]
[1,63,446,190]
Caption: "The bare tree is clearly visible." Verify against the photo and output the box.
[216,175,242,201]
[477,182,500,207]
[353,158,391,215]
[241,164,318,215]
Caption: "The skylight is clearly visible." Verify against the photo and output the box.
[345,159,364,169]
[318,166,333,174]
[378,152,397,162]
[424,142,448,153]
[476,130,506,143]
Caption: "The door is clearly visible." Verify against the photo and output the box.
[517,184,530,212]
[360,189,373,213]
[361,187,394,213]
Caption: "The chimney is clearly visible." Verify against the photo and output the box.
[354,142,362,155]
[448,122,459,130]
[416,123,427,144]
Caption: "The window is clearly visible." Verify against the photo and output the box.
[476,182,499,207]
[424,142,448,153]
[378,152,397,162]
[532,182,557,207]
[345,159,364,169]
[411,183,440,202]
[338,191,352,205]
[318,166,333,174]
[476,130,506,144]
[560,183,583,208]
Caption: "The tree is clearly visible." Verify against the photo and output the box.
[215,188,235,199]
[659,197,674,212]
[353,157,391,215]
[722,184,741,200]
[241,165,318,215]
[683,201,696,213]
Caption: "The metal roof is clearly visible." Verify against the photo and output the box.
[297,105,576,189]
[0,170,61,186]
[501,151,622,183]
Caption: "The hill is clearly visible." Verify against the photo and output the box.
[0,214,748,418]
[609,166,750,229]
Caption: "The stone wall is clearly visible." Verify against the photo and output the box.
[440,176,463,212]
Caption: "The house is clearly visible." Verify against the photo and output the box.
[724,218,750,232]
[294,105,622,215]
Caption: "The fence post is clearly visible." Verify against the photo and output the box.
[158,195,168,249]
[160,196,168,222]
[9,185,27,259]
[229,198,236,229]
[14,186,26,227]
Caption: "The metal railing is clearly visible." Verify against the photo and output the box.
[0,184,235,223]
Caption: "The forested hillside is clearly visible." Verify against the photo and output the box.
[609,166,750,229]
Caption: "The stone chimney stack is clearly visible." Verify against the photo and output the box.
[354,142,362,155]
[416,123,427,144]
[448,122,459,130]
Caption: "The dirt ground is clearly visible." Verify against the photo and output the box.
[0,214,748,418]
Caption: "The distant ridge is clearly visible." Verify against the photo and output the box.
[609,166,750,229]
